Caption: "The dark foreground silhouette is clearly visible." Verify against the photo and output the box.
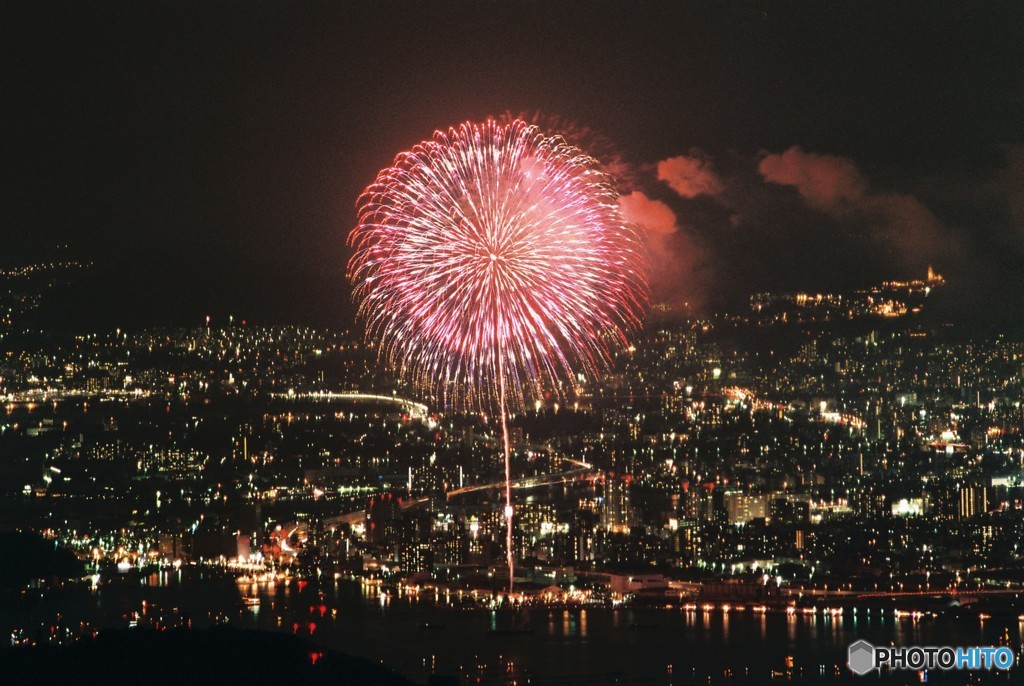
[0,625,418,686]
[0,531,84,588]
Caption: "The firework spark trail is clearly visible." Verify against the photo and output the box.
[497,336,514,597]
[348,118,648,597]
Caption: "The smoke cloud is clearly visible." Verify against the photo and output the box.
[759,146,948,268]
[619,191,679,235]
[619,191,704,311]
[758,147,867,210]
[657,153,725,198]
[1009,146,1024,239]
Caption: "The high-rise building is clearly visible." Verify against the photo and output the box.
[958,485,988,520]
[682,482,717,522]
[601,476,636,532]
[365,492,400,544]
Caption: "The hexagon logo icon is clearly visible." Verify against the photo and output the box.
[848,640,876,675]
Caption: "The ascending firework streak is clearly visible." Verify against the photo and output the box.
[348,119,647,596]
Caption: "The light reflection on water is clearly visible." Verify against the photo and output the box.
[2,573,1021,684]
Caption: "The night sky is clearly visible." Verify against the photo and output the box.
[4,1,1023,327]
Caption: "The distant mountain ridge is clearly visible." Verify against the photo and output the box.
[26,244,356,332]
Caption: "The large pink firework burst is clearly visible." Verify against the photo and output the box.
[349,118,647,411]
[348,118,648,594]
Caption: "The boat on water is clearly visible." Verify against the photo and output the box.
[242,595,261,606]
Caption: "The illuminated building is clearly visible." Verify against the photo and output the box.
[600,476,637,532]
[958,485,989,519]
